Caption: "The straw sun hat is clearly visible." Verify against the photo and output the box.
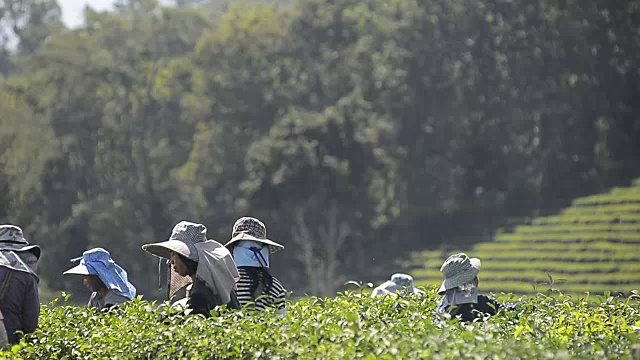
[438,253,481,295]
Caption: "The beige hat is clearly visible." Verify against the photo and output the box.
[142,221,207,262]
[438,253,481,295]
[224,217,284,253]
[0,225,41,259]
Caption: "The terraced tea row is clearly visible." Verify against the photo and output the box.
[415,271,640,295]
[495,232,640,242]
[479,281,640,295]
[474,241,640,253]
[414,261,640,281]
[573,186,640,206]
[562,203,640,214]
[512,223,640,234]
[407,178,640,295]
[573,194,640,206]
[532,213,640,225]
[476,250,640,261]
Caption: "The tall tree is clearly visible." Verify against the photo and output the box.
[0,0,64,55]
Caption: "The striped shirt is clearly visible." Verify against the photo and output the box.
[236,267,286,313]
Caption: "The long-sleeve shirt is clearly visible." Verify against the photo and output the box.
[236,267,286,314]
[88,290,131,311]
[187,278,241,317]
[0,267,39,344]
[446,294,501,322]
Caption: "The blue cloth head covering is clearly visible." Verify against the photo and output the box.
[232,240,270,268]
[64,248,137,300]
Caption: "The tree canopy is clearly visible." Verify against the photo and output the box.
[0,0,638,300]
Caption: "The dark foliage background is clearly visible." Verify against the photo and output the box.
[0,0,638,300]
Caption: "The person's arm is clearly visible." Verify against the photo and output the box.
[372,287,394,298]
[477,295,500,315]
[226,290,241,310]
[187,291,212,317]
[21,275,40,335]
[88,292,98,308]
[273,286,287,316]
[186,281,217,317]
[103,292,131,310]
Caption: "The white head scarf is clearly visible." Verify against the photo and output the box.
[194,240,240,304]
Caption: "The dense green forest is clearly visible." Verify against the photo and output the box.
[0,0,638,301]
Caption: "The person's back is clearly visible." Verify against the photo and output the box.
[445,294,500,322]
[188,277,241,316]
[0,225,41,344]
[236,267,286,312]
[225,217,287,314]
[88,289,131,311]
[0,267,39,344]
[371,273,424,298]
[63,248,137,312]
[436,253,518,324]
[142,221,242,317]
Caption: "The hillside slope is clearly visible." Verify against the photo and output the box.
[409,178,640,295]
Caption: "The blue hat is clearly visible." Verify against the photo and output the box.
[63,248,137,300]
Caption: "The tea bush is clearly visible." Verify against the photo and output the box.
[3,290,640,359]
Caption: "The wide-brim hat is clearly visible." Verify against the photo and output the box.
[0,225,41,259]
[377,279,423,295]
[142,221,207,262]
[224,217,284,253]
[63,263,91,275]
[62,248,137,300]
[437,253,481,295]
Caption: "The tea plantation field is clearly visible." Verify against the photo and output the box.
[3,290,640,359]
[409,178,640,295]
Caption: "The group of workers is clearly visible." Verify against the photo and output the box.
[0,217,286,345]
[62,217,286,315]
[372,253,513,323]
[0,218,508,346]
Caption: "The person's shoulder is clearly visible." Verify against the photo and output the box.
[477,294,498,302]
[191,278,215,297]
[371,286,392,297]
[476,294,500,312]
[4,268,37,283]
[88,291,99,307]
[271,275,284,286]
[103,291,131,307]
[271,275,286,293]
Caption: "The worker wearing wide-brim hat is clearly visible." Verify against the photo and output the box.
[371,273,425,298]
[0,225,41,344]
[63,248,136,311]
[436,253,506,323]
[142,221,241,316]
[224,217,287,314]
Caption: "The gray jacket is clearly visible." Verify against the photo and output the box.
[0,267,39,344]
